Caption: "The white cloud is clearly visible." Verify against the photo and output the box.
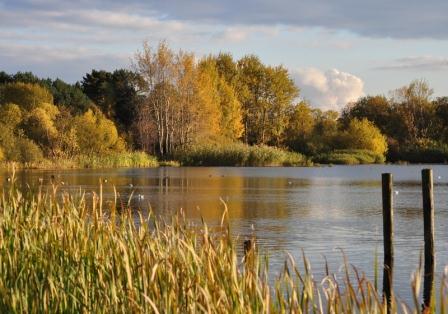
[215,25,280,42]
[293,68,364,111]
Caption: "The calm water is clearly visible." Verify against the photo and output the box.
[2,165,448,303]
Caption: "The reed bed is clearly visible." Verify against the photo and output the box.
[0,152,159,170]
[314,149,385,165]
[0,176,445,313]
[174,143,309,167]
[74,152,159,168]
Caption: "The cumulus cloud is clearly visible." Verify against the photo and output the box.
[376,56,448,71]
[293,68,364,111]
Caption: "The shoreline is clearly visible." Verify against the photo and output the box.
[2,160,447,171]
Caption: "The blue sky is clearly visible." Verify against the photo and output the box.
[1,0,447,110]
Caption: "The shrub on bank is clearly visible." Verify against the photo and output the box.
[314,149,385,165]
[174,143,308,166]
[388,144,448,163]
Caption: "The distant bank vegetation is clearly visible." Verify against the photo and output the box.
[1,41,446,167]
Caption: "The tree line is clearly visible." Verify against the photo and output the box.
[0,41,446,165]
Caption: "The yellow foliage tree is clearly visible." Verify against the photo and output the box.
[218,77,244,140]
[26,103,60,147]
[196,61,222,140]
[74,109,124,155]
[285,101,316,152]
[0,82,53,110]
[343,118,388,156]
[197,57,244,141]
[0,103,23,128]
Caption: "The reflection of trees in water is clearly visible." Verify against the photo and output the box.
[149,172,310,223]
[1,168,313,225]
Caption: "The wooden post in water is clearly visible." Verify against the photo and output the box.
[244,239,253,257]
[243,238,255,270]
[382,173,394,312]
[422,169,435,312]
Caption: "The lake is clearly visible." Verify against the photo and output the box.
[2,164,448,303]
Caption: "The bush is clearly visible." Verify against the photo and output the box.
[174,143,308,166]
[314,149,385,165]
[73,109,124,155]
[17,138,43,164]
[387,144,448,163]
[341,118,388,156]
[0,129,43,165]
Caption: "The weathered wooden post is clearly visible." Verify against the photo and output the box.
[243,238,256,270]
[244,239,254,257]
[382,173,394,312]
[422,169,435,312]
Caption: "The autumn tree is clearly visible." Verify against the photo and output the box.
[237,55,299,145]
[340,95,392,135]
[309,109,339,153]
[197,57,243,141]
[134,42,179,156]
[0,103,22,128]
[0,82,53,110]
[341,118,388,156]
[434,97,448,142]
[74,109,125,155]
[24,102,60,155]
[195,59,222,140]
[391,79,434,144]
[134,42,239,156]
[215,53,239,85]
[217,77,244,140]
[285,101,316,153]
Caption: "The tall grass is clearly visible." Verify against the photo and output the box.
[0,151,159,169]
[0,176,444,312]
[175,143,309,166]
[75,151,159,168]
[314,149,386,165]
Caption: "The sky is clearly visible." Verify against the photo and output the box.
[1,0,447,111]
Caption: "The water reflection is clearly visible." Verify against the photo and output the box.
[1,164,448,303]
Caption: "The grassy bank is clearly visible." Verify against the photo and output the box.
[0,181,444,313]
[174,143,310,166]
[0,151,159,169]
[314,149,386,165]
